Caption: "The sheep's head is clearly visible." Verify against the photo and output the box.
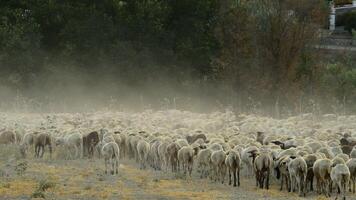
[248,149,259,163]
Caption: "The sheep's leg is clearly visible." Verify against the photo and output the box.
[310,175,314,191]
[34,145,38,158]
[342,181,346,200]
[290,175,294,193]
[297,176,301,196]
[115,158,119,174]
[228,168,232,185]
[237,168,240,187]
[104,158,107,174]
[280,175,284,191]
[40,145,45,158]
[353,179,355,193]
[255,171,259,187]
[266,171,270,190]
[233,168,237,187]
[111,158,115,175]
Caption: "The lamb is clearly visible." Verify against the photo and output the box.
[210,149,227,183]
[347,158,356,193]
[34,133,52,159]
[82,131,99,158]
[330,163,350,200]
[0,131,16,144]
[196,148,213,178]
[177,146,195,176]
[313,158,332,197]
[288,156,308,197]
[137,140,150,169]
[225,150,241,187]
[101,142,120,175]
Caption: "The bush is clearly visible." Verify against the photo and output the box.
[336,11,356,32]
[334,0,353,6]
[31,179,56,199]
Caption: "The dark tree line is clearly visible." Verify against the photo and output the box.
[0,0,356,115]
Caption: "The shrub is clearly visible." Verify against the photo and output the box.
[336,11,356,32]
[334,0,353,6]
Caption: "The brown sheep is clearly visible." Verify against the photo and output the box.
[166,142,180,172]
[34,133,52,159]
[83,131,100,158]
[186,133,207,145]
[0,131,16,144]
[250,149,273,189]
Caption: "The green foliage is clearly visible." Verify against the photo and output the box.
[337,11,356,33]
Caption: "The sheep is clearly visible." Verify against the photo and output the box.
[34,133,52,159]
[275,156,292,192]
[347,158,356,193]
[317,147,334,159]
[56,132,83,159]
[166,142,180,172]
[351,149,356,159]
[241,146,259,177]
[225,150,241,187]
[210,149,227,183]
[176,139,189,148]
[196,148,213,178]
[137,140,150,169]
[101,142,120,175]
[149,140,162,170]
[313,159,332,197]
[82,131,99,158]
[336,154,350,163]
[177,146,194,176]
[19,132,37,158]
[186,133,207,144]
[330,163,350,200]
[0,131,16,144]
[256,131,265,145]
[157,141,169,171]
[208,143,223,152]
[303,154,319,192]
[288,156,308,197]
[250,149,273,189]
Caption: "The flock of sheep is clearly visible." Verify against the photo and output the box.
[1,111,356,199]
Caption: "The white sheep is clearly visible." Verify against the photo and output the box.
[101,142,120,175]
[137,140,150,169]
[288,157,307,196]
[225,150,241,187]
[331,163,350,200]
[210,149,227,183]
[178,146,194,177]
